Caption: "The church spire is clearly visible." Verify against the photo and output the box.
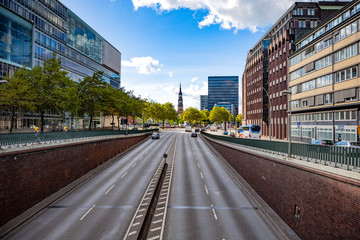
[177,82,183,114]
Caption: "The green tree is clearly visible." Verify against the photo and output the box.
[236,114,242,126]
[78,71,109,130]
[181,107,202,125]
[0,67,33,133]
[28,56,73,132]
[209,106,230,124]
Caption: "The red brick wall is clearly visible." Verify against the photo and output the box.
[0,134,148,226]
[207,139,360,240]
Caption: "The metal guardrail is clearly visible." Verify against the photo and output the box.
[202,132,360,170]
[0,129,157,147]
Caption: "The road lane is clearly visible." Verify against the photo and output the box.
[163,131,289,240]
[4,132,175,240]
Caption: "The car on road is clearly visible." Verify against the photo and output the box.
[151,132,160,139]
[195,128,200,132]
[191,132,197,137]
[334,141,360,148]
[310,139,333,145]
[200,128,206,133]
[185,126,192,132]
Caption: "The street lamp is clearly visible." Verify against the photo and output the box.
[283,90,292,158]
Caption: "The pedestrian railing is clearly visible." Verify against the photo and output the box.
[0,129,157,148]
[202,132,360,170]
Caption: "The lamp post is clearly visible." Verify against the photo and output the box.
[283,90,292,158]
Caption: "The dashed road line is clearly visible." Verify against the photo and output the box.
[197,163,200,168]
[131,162,137,168]
[211,204,218,220]
[200,172,204,179]
[80,204,96,221]
[204,185,209,195]
[105,184,115,195]
[121,172,128,179]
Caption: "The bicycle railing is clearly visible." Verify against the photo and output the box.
[0,129,157,147]
[202,132,359,170]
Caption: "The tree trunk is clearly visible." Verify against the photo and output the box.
[71,115,74,129]
[117,116,120,130]
[162,120,165,129]
[9,108,15,134]
[40,111,45,132]
[111,114,114,130]
[89,114,93,131]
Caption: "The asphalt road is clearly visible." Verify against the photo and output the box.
[3,132,175,240]
[4,130,293,239]
[163,130,288,240]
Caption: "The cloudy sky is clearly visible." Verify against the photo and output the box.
[60,0,312,113]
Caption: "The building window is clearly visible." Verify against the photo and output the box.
[317,127,333,140]
[335,66,357,83]
[324,94,333,104]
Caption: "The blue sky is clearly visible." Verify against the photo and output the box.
[60,0,303,112]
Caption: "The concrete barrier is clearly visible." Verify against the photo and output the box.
[0,133,150,227]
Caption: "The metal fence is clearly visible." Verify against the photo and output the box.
[202,132,360,170]
[0,129,157,147]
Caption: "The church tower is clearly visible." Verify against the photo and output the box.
[177,83,183,114]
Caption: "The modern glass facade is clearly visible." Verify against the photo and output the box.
[200,95,208,110]
[0,0,121,130]
[0,0,120,88]
[208,76,239,115]
[0,6,32,68]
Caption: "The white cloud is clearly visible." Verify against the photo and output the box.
[131,0,306,32]
[122,56,163,74]
[168,71,173,78]
[191,77,199,83]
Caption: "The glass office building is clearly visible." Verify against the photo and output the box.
[208,76,239,116]
[200,95,208,110]
[0,0,121,129]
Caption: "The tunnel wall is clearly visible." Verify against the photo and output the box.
[0,134,150,227]
[205,137,360,240]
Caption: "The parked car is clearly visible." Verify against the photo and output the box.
[151,132,160,139]
[195,128,200,132]
[335,141,360,148]
[223,131,228,135]
[310,139,333,145]
[191,132,197,137]
[200,128,206,133]
[229,132,235,137]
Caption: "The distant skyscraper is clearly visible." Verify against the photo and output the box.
[200,95,208,110]
[177,83,183,114]
[208,76,239,115]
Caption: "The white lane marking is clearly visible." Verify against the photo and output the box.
[155,212,164,217]
[105,184,115,195]
[151,227,162,232]
[136,214,143,218]
[152,219,163,224]
[80,204,96,220]
[132,162,137,168]
[211,204,218,220]
[121,172,128,179]
[197,163,200,168]
[148,235,160,240]
[200,172,204,179]
[132,222,140,226]
[128,231,137,236]
[204,185,209,195]
[139,156,144,160]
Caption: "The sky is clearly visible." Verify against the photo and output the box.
[59,0,315,113]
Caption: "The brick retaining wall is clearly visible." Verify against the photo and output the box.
[205,138,360,240]
[0,134,149,227]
